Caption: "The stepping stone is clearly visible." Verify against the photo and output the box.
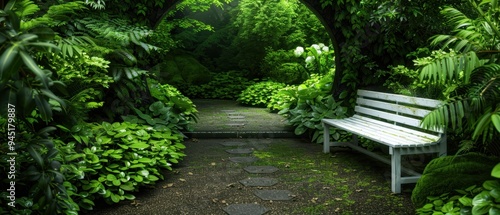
[226,148,253,154]
[221,110,236,113]
[244,166,279,174]
[226,123,245,127]
[228,116,246,119]
[254,190,294,201]
[229,157,258,163]
[220,142,247,147]
[229,119,247,122]
[227,112,241,115]
[239,177,278,187]
[223,204,269,215]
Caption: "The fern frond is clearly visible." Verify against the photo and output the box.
[10,0,40,19]
[419,51,484,84]
[431,7,489,53]
[421,98,467,131]
[55,36,95,57]
[21,1,86,30]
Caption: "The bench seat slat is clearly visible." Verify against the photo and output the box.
[322,117,441,148]
[351,115,442,139]
[329,120,424,147]
[324,119,434,148]
[345,117,440,146]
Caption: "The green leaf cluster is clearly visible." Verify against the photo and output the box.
[58,122,185,206]
[416,156,500,215]
[237,81,286,107]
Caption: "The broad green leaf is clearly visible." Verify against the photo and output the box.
[492,163,500,178]
[40,89,66,108]
[34,93,52,122]
[492,114,500,132]
[110,193,120,203]
[129,142,149,149]
[0,45,19,77]
[19,51,50,88]
[490,207,500,215]
[27,145,43,167]
[106,174,117,181]
[484,180,500,190]
[138,170,149,177]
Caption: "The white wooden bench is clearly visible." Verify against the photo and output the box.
[322,89,447,193]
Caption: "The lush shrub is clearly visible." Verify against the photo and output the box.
[261,49,307,84]
[237,81,286,107]
[412,153,500,207]
[180,71,256,99]
[276,70,349,143]
[416,161,500,215]
[267,85,298,112]
[147,79,198,131]
[63,122,185,207]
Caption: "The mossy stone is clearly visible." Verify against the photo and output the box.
[411,152,500,207]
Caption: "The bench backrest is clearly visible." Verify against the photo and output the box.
[355,90,443,133]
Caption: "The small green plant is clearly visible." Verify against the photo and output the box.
[237,81,286,107]
[283,95,347,143]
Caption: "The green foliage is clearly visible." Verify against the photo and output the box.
[261,49,307,84]
[267,85,298,112]
[148,78,198,117]
[275,71,348,143]
[283,95,347,143]
[416,161,500,215]
[237,81,286,107]
[213,0,329,74]
[416,186,480,215]
[412,153,500,207]
[63,122,185,205]
[180,71,256,99]
[418,1,500,146]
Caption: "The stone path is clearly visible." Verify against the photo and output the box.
[221,141,294,215]
[187,100,294,138]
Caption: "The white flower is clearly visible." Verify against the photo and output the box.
[305,56,315,64]
[322,46,329,52]
[318,43,325,48]
[294,46,304,57]
[311,44,320,51]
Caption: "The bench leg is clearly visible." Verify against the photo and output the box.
[390,147,402,193]
[323,122,330,153]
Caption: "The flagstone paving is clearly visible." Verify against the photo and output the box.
[187,99,294,138]
[229,157,259,163]
[223,204,270,215]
